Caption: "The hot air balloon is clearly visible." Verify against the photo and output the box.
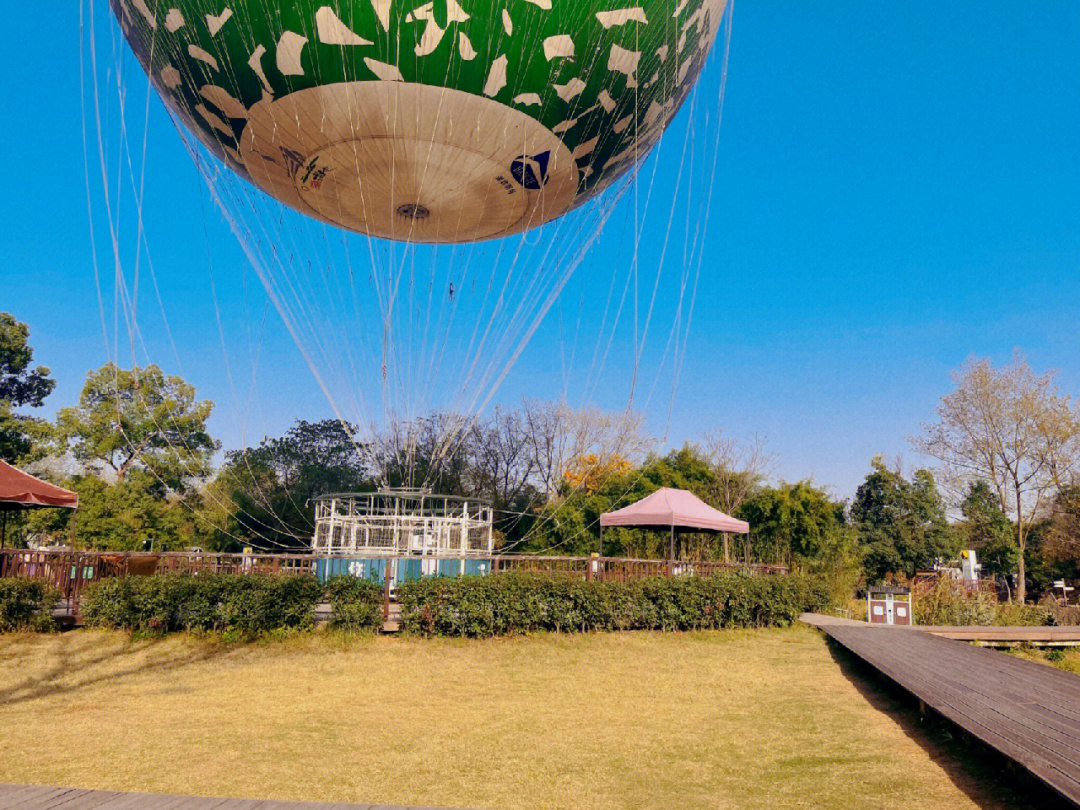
[110,0,727,242]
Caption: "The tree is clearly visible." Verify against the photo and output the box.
[372,412,475,493]
[522,400,651,499]
[914,354,1080,601]
[207,419,372,551]
[959,480,1018,582]
[464,408,543,546]
[1026,485,1080,593]
[57,363,219,491]
[562,453,634,494]
[738,481,848,567]
[851,457,957,583]
[22,469,206,551]
[700,430,772,561]
[0,313,56,463]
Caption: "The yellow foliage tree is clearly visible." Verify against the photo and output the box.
[562,453,633,494]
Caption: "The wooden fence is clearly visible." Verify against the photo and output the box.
[0,548,787,620]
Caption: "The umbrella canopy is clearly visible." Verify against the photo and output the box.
[0,460,78,511]
[599,487,749,533]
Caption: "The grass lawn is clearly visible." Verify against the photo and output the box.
[0,626,1030,809]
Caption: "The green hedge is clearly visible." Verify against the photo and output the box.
[324,575,384,631]
[82,573,323,635]
[0,578,60,632]
[80,573,385,636]
[398,571,829,638]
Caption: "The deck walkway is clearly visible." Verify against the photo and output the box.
[0,784,462,809]
[802,613,1080,805]
[800,612,1080,645]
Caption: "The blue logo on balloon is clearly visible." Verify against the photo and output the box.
[510,151,551,190]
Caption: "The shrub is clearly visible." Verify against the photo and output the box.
[398,571,829,638]
[912,576,1052,626]
[325,575,384,632]
[217,574,322,636]
[82,573,322,636]
[0,578,60,632]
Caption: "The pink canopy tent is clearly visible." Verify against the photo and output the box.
[599,487,749,559]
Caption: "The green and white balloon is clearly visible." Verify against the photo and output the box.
[112,0,726,242]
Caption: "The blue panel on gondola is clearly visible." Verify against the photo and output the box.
[314,557,387,583]
[312,557,490,583]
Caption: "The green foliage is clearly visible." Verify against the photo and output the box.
[324,575,384,632]
[737,481,848,567]
[1025,486,1080,597]
[22,470,207,551]
[57,363,219,492]
[0,312,56,464]
[960,480,1018,577]
[82,573,321,636]
[0,578,60,632]
[913,577,1051,626]
[398,572,829,638]
[202,419,371,552]
[853,457,958,583]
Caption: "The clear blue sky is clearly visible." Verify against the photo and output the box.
[3,1,1080,500]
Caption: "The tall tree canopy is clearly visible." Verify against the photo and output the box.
[58,363,218,491]
[0,313,56,463]
[851,457,956,583]
[915,354,1080,601]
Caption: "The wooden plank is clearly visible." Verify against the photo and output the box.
[45,791,128,809]
[15,788,80,809]
[0,785,68,808]
[812,623,1080,804]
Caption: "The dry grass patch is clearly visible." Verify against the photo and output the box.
[0,627,1020,809]
[1007,644,1080,675]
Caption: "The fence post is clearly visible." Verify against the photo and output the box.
[383,557,392,622]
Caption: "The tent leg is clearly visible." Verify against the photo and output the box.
[669,525,675,561]
[1,512,6,550]
[599,525,603,557]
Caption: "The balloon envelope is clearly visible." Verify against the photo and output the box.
[112,0,726,242]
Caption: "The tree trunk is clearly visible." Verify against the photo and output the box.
[1016,506,1026,603]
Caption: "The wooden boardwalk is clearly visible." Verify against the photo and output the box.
[0,784,463,809]
[802,614,1080,805]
